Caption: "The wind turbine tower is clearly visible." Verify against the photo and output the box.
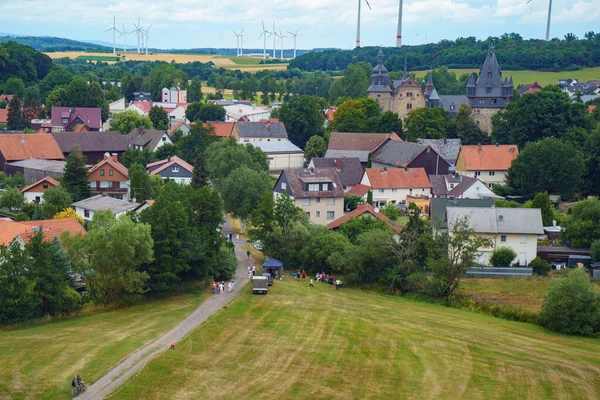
[105,15,121,55]
[396,0,403,47]
[143,24,153,55]
[133,19,142,54]
[527,0,552,41]
[273,22,278,58]
[258,20,272,59]
[232,31,241,57]
[239,28,245,57]
[356,0,371,48]
[279,29,286,59]
[121,23,129,53]
[288,28,300,59]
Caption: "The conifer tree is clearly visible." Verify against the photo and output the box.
[62,146,90,202]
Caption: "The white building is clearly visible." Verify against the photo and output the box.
[361,167,432,208]
[223,104,272,122]
[20,176,61,204]
[248,141,304,172]
[72,195,140,224]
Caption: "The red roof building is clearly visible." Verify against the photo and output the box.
[51,107,103,132]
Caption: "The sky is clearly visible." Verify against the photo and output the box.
[0,0,598,50]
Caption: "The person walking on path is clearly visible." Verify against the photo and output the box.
[227,280,232,293]
[247,266,252,279]
[247,249,251,259]
[212,281,217,294]
[252,265,256,276]
[219,282,225,294]
[231,279,235,290]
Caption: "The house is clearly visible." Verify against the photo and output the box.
[50,107,103,132]
[455,144,519,188]
[162,87,187,103]
[327,204,402,234]
[324,132,402,164]
[205,122,234,138]
[361,167,431,208]
[109,98,127,116]
[147,156,194,185]
[0,133,64,172]
[429,174,500,199]
[169,120,191,137]
[223,103,272,122]
[232,120,289,143]
[309,157,364,192]
[371,139,451,176]
[20,176,60,204]
[517,82,542,95]
[127,128,172,152]
[273,167,345,225]
[133,92,152,102]
[447,207,543,266]
[415,138,461,165]
[0,218,85,248]
[247,141,304,172]
[52,131,128,164]
[0,109,7,124]
[429,197,495,231]
[88,153,130,200]
[0,94,14,103]
[126,101,189,125]
[133,199,155,213]
[72,195,139,224]
[5,159,69,184]
[346,183,371,199]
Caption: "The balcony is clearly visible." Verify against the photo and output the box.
[91,187,128,194]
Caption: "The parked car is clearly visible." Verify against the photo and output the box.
[261,272,273,286]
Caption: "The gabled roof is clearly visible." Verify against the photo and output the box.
[0,218,85,246]
[327,204,402,234]
[447,207,543,235]
[0,220,31,246]
[247,141,304,154]
[458,144,519,171]
[346,183,371,197]
[310,157,364,187]
[365,168,431,189]
[168,120,191,136]
[236,121,288,139]
[51,107,102,130]
[147,156,194,175]
[429,174,499,198]
[127,128,168,150]
[20,176,60,193]
[328,132,402,152]
[72,195,139,213]
[0,109,7,124]
[205,122,235,137]
[370,140,427,167]
[52,131,128,153]
[416,138,461,163]
[0,134,64,161]
[88,154,129,178]
[133,199,155,212]
[280,167,344,198]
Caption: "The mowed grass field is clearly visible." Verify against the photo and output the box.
[415,67,600,87]
[114,279,600,400]
[0,291,205,400]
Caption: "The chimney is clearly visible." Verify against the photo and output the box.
[20,132,25,143]
[404,167,408,173]
[495,143,499,148]
[478,144,482,151]
[104,152,110,160]
[112,153,118,162]
[509,147,515,153]
[335,159,341,171]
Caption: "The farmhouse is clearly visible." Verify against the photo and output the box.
[0,133,64,172]
[20,176,60,204]
[4,159,68,184]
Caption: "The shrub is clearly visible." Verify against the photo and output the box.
[381,203,400,221]
[447,295,539,324]
[539,269,600,335]
[591,239,600,262]
[529,256,551,276]
[490,247,517,266]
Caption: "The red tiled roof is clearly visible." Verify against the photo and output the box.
[328,132,402,152]
[88,155,129,178]
[0,218,85,246]
[205,122,234,137]
[129,101,153,114]
[148,156,194,175]
[346,183,371,197]
[365,168,431,189]
[523,87,541,95]
[0,109,8,123]
[327,204,402,233]
[20,176,60,193]
[0,94,14,102]
[589,105,597,114]
[0,220,31,246]
[0,134,64,161]
[459,145,519,171]
[168,120,187,136]
[325,106,337,122]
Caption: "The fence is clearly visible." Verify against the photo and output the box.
[465,267,533,278]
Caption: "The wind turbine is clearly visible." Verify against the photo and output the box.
[143,24,153,55]
[105,15,121,55]
[258,20,272,59]
[396,0,403,47]
[287,28,300,59]
[355,0,371,48]
[239,29,245,57]
[121,22,130,53]
[526,0,552,41]
[133,18,143,54]
[272,22,278,58]
[232,30,241,57]
[279,29,286,59]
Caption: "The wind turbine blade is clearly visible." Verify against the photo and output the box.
[105,28,112,33]
[526,0,533,3]
[147,23,153,31]
[258,32,263,39]
[262,20,265,31]
[296,28,301,34]
[365,0,372,10]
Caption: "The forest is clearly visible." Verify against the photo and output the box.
[289,32,600,72]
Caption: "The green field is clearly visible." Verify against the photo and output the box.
[75,55,120,62]
[114,279,600,400]
[0,290,205,399]
[415,67,600,87]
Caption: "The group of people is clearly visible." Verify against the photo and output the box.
[212,280,235,294]
[71,374,86,395]
[315,272,343,290]
[247,265,256,279]
[294,270,307,280]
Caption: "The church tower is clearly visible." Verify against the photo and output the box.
[467,46,513,134]
[367,49,392,112]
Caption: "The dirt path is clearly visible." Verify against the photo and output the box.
[80,230,252,400]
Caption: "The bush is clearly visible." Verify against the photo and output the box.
[539,269,600,335]
[381,203,400,221]
[529,256,551,276]
[447,295,539,324]
[211,245,237,281]
[591,239,600,262]
[490,247,517,266]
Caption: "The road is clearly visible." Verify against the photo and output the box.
[80,220,250,400]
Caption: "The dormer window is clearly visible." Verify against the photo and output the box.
[172,166,179,173]
[308,184,320,192]
[486,87,492,94]
[42,182,48,189]
[62,118,69,124]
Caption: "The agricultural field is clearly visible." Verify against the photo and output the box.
[0,290,205,399]
[114,279,600,400]
[75,55,120,62]
[415,67,600,87]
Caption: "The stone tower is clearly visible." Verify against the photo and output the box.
[367,49,392,112]
[390,59,426,119]
[467,46,513,134]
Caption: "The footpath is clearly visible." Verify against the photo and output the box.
[80,233,251,399]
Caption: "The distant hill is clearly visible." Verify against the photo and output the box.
[0,36,111,52]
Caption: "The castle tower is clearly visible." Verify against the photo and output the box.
[467,46,513,134]
[423,72,440,108]
[367,49,392,112]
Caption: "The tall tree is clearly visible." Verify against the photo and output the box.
[6,95,23,130]
[0,188,24,211]
[304,135,327,163]
[279,95,326,149]
[42,186,72,212]
[529,192,555,226]
[62,146,91,202]
[204,137,269,185]
[177,123,218,163]
[404,107,450,142]
[191,155,208,188]
[148,105,169,131]
[450,103,490,145]
[220,167,272,226]
[562,198,600,248]
[330,98,381,133]
[189,77,203,103]
[109,110,153,134]
[3,77,25,97]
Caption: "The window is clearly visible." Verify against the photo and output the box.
[409,188,413,194]
[327,211,335,220]
[450,184,455,189]
[407,103,413,110]
[487,72,492,78]
[281,182,287,190]
[520,235,527,244]
[327,198,335,205]
[489,183,494,188]
[501,235,507,242]
[308,184,319,192]
[62,118,69,124]
[172,166,179,173]
[100,169,105,176]
[42,182,48,189]
[486,87,492,94]
[84,210,90,218]
[321,183,328,191]
[379,189,385,193]
[491,99,497,104]
[109,169,114,176]
[162,136,167,141]
[479,99,485,104]
[306,212,310,218]
[302,198,310,206]
[391,188,397,193]
[316,211,320,218]
[475,171,481,176]
[489,171,495,176]
[316,197,321,203]
[407,92,413,97]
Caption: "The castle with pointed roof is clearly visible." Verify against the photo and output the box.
[367,47,513,133]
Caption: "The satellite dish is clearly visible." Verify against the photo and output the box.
[374,207,380,213]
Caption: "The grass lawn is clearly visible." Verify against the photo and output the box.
[415,67,600,87]
[75,55,120,62]
[114,279,600,400]
[0,290,205,399]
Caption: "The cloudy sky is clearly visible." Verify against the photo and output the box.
[0,0,598,50]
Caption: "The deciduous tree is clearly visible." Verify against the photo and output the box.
[279,95,326,149]
[110,110,153,134]
[148,105,169,131]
